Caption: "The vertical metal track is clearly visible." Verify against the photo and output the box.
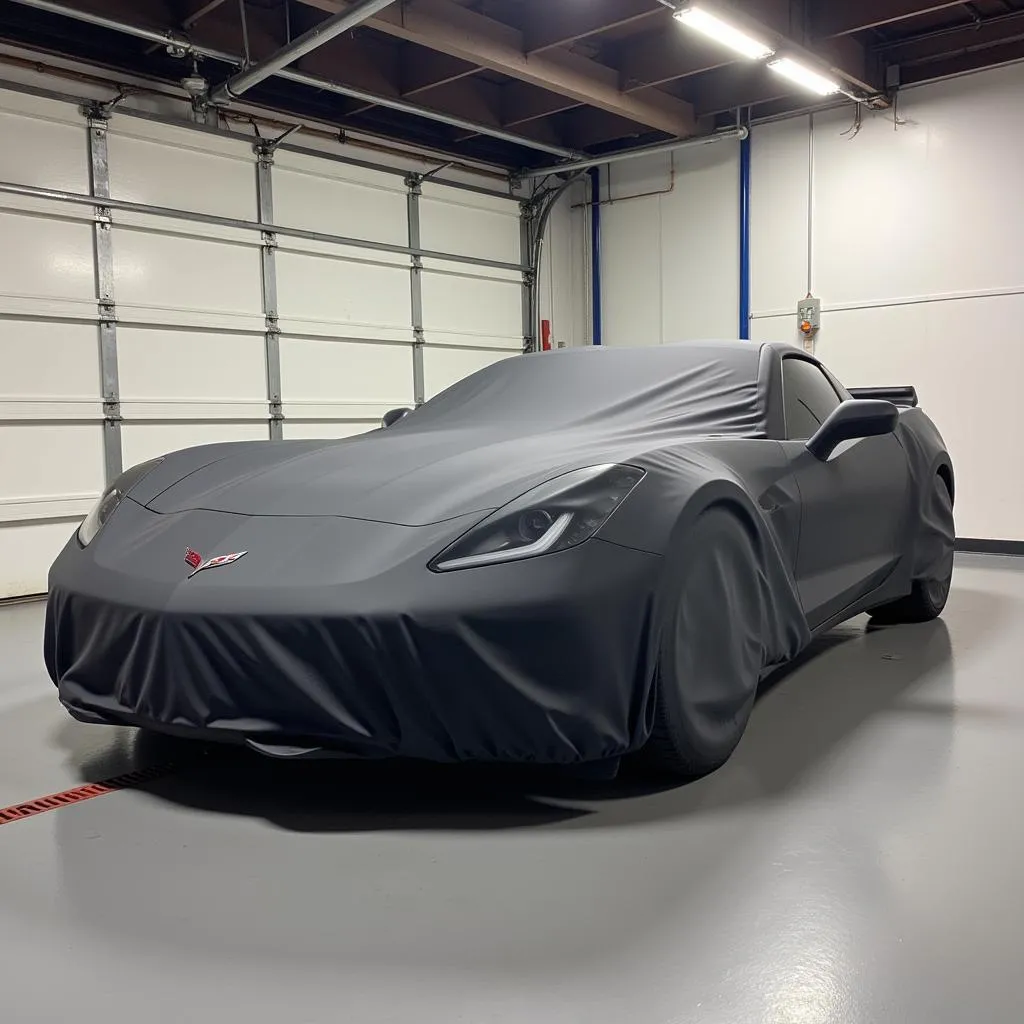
[256,144,284,439]
[86,106,122,482]
[406,174,426,406]
[519,200,536,353]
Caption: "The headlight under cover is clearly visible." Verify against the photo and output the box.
[77,457,164,547]
[430,464,645,572]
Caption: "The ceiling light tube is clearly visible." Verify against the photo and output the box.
[673,4,774,61]
[768,57,841,96]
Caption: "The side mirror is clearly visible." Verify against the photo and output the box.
[381,407,412,428]
[806,399,899,461]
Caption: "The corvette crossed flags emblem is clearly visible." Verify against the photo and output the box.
[184,547,247,579]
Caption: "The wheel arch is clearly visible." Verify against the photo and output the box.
[663,478,767,556]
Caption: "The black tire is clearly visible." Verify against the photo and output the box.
[870,472,954,625]
[641,507,764,780]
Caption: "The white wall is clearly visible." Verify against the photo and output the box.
[599,141,740,346]
[750,63,1024,542]
[0,76,531,597]
[599,62,1024,541]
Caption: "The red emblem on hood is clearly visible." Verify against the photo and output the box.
[184,548,247,578]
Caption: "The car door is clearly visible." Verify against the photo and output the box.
[778,356,909,628]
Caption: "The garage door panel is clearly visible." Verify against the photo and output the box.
[121,422,269,468]
[112,228,263,326]
[0,210,96,305]
[107,130,255,222]
[0,423,104,506]
[0,104,89,193]
[0,520,80,599]
[274,167,408,247]
[423,348,513,399]
[419,188,521,265]
[280,337,413,405]
[421,270,521,347]
[118,328,266,403]
[0,320,99,403]
[276,252,411,338]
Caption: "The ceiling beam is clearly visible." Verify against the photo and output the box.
[180,0,231,30]
[898,34,1024,82]
[413,77,569,149]
[501,81,583,127]
[191,0,572,149]
[194,5,402,98]
[211,0,401,104]
[563,107,662,150]
[615,30,733,91]
[812,1,970,38]
[297,0,698,137]
[879,13,1024,66]
[400,48,479,97]
[524,0,664,55]
[686,63,792,117]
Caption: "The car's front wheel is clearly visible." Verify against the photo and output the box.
[641,507,764,780]
[870,471,954,625]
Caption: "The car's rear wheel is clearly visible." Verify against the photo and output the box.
[870,471,954,625]
[641,507,764,780]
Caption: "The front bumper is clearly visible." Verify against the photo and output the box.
[45,500,662,764]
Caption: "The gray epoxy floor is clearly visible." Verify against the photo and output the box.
[1,554,1023,1023]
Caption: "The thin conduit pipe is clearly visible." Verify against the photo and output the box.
[570,152,675,209]
[807,112,815,296]
[875,6,1024,50]
[523,127,747,179]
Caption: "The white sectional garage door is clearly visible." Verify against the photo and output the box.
[0,86,523,599]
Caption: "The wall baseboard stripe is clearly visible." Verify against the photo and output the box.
[955,538,1024,556]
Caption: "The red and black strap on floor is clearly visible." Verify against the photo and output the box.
[0,763,176,826]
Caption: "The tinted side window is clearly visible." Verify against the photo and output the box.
[782,358,842,440]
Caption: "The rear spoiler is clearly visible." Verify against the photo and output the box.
[848,386,918,408]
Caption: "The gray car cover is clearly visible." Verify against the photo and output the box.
[44,342,952,764]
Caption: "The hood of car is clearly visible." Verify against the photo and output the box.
[141,429,618,526]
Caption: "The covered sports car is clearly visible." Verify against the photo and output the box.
[45,341,955,778]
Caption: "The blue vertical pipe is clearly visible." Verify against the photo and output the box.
[739,129,751,340]
[588,165,603,345]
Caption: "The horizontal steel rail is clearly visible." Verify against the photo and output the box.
[0,180,528,273]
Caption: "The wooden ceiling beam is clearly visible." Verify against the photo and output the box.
[523,0,664,54]
[297,0,698,137]
[501,81,583,127]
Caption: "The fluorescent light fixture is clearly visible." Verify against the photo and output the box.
[768,57,840,96]
[673,4,774,61]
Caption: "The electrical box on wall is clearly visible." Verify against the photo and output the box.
[797,295,820,351]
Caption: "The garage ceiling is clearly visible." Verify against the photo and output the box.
[2,0,1024,167]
